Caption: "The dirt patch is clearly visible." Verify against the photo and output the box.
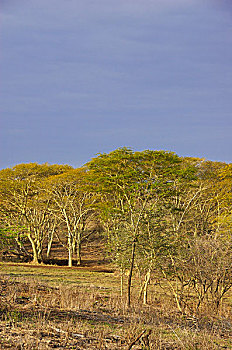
[3,262,115,273]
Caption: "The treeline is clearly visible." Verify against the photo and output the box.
[0,148,232,311]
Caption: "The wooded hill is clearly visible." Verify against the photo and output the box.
[0,147,232,310]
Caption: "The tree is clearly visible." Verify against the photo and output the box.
[46,168,98,267]
[156,160,232,314]
[87,148,186,306]
[0,163,72,263]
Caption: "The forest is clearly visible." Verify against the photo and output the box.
[0,147,232,314]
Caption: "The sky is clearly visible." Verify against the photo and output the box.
[1,0,232,168]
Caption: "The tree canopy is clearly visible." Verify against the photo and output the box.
[0,150,231,311]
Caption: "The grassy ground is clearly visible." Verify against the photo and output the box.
[1,262,232,349]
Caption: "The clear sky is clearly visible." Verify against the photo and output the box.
[1,0,232,168]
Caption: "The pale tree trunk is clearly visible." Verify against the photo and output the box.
[34,228,43,263]
[37,243,43,263]
[138,268,151,304]
[46,228,55,258]
[143,269,151,305]
[75,225,85,266]
[27,229,43,264]
[120,267,124,297]
[28,235,39,264]
[68,230,73,267]
[46,236,53,258]
[71,233,82,266]
[68,249,72,267]
[76,240,81,265]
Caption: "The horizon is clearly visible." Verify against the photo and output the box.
[1,0,232,168]
[0,146,230,171]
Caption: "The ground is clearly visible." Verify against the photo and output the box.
[1,262,232,349]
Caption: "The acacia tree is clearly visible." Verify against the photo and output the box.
[46,168,98,267]
[87,148,186,306]
[156,160,232,313]
[0,163,72,263]
[134,157,198,305]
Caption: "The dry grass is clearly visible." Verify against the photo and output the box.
[1,263,232,349]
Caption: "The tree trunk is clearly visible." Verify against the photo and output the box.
[68,230,72,267]
[47,230,54,258]
[127,239,136,308]
[120,268,124,297]
[143,269,151,305]
[37,243,43,263]
[76,240,81,265]
[28,235,39,264]
[68,247,72,267]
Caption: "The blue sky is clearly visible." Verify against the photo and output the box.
[1,0,232,168]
